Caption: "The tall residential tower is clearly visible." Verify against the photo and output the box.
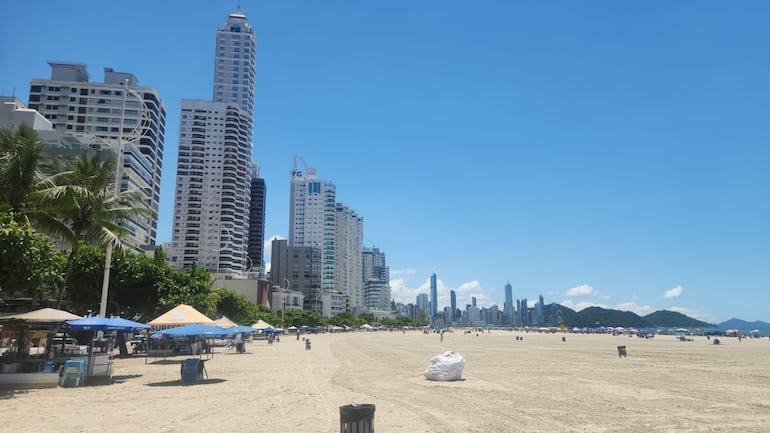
[170,8,256,272]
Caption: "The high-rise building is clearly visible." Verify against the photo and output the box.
[416,293,429,317]
[289,156,337,293]
[169,8,256,272]
[213,7,256,134]
[27,62,166,249]
[536,294,545,326]
[247,163,266,274]
[430,272,438,318]
[504,282,514,325]
[335,203,363,306]
[270,239,322,312]
[363,247,390,311]
[450,290,457,322]
[170,99,250,272]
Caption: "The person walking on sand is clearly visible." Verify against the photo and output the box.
[305,338,311,350]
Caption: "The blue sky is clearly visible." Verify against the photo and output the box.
[2,1,768,324]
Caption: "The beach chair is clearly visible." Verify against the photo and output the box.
[224,340,235,353]
[59,359,86,387]
[181,358,207,383]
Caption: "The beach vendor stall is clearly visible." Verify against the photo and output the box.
[65,316,150,385]
[0,308,81,389]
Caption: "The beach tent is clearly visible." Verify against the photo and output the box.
[0,307,81,325]
[251,319,273,329]
[213,315,237,329]
[66,316,150,332]
[151,324,230,338]
[360,323,374,330]
[225,325,257,335]
[148,304,214,329]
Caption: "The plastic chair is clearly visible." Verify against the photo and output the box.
[60,359,86,387]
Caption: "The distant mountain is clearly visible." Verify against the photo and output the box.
[718,318,770,335]
[548,304,716,329]
[644,310,714,328]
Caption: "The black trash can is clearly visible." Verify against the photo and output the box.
[340,404,375,433]
[617,345,627,358]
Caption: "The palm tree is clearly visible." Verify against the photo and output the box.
[40,153,155,307]
[0,125,50,222]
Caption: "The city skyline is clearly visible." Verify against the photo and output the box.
[1,1,768,323]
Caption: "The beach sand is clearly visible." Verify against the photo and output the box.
[2,331,769,432]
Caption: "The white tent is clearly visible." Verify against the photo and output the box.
[213,316,237,329]
[251,319,274,329]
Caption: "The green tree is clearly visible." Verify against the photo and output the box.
[0,125,50,223]
[39,153,154,307]
[214,289,258,325]
[157,263,217,318]
[66,244,166,320]
[0,210,65,300]
[282,309,323,328]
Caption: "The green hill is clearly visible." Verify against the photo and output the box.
[547,304,716,329]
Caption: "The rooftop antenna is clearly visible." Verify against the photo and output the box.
[237,0,241,11]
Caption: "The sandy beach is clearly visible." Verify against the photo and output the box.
[2,330,769,433]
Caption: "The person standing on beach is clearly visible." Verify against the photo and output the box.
[305,338,311,350]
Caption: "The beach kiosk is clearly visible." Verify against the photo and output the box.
[0,308,82,389]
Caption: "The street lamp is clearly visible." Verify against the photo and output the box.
[98,79,148,318]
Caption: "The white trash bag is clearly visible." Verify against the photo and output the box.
[423,351,465,381]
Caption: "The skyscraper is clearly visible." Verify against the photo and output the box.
[289,155,336,293]
[27,62,166,249]
[170,8,256,272]
[430,272,438,318]
[335,203,363,306]
[450,290,457,322]
[363,247,390,311]
[213,7,256,134]
[247,162,266,274]
[504,282,513,325]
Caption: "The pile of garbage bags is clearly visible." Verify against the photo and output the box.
[423,351,465,381]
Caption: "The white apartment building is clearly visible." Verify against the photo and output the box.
[335,203,363,307]
[27,62,166,249]
[169,8,256,272]
[289,156,337,293]
[170,99,251,272]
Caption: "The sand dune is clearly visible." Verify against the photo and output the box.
[2,331,769,432]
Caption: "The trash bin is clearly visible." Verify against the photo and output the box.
[340,404,375,433]
[181,358,204,383]
[617,345,627,358]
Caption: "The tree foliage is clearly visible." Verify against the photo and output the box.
[157,263,217,318]
[0,210,64,300]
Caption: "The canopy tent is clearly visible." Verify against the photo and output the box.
[225,325,257,335]
[148,304,214,329]
[251,319,273,329]
[66,316,150,332]
[150,324,230,339]
[213,316,237,329]
[0,307,81,325]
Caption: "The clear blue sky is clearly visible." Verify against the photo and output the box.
[2,1,768,324]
